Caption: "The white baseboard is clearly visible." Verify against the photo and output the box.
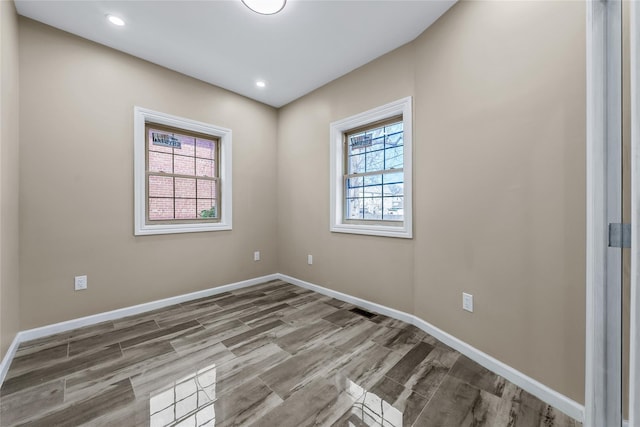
[0,273,278,385]
[277,273,585,423]
[1,272,585,424]
[0,333,21,386]
[18,274,279,343]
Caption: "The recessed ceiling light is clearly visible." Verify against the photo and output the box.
[256,80,266,88]
[242,0,286,15]
[106,15,125,27]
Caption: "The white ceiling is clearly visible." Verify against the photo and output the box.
[15,0,456,107]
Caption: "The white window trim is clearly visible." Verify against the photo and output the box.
[134,106,232,236]
[329,97,413,239]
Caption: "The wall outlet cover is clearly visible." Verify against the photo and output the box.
[75,275,87,291]
[462,292,473,312]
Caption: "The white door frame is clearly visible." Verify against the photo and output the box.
[629,0,640,425]
[585,0,623,426]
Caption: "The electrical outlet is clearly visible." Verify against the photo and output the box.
[462,292,473,312]
[75,275,87,291]
[307,254,313,265]
[254,251,260,261]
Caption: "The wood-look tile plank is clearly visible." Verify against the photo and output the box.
[5,343,68,379]
[385,341,435,386]
[259,344,345,399]
[64,341,176,402]
[447,354,506,398]
[323,309,364,328]
[196,302,262,327]
[221,320,286,349]
[213,377,283,427]
[111,304,186,329]
[85,398,150,427]
[215,292,266,307]
[280,301,338,327]
[405,344,461,400]
[0,379,64,426]
[324,341,403,391]
[250,376,356,427]
[15,321,115,357]
[369,376,430,426]
[129,342,234,399]
[498,383,580,427]
[19,379,135,427]
[275,319,341,355]
[238,303,295,325]
[169,319,251,355]
[412,375,501,427]
[119,320,202,349]
[68,320,159,357]
[1,344,122,396]
[215,344,291,397]
[154,302,223,328]
[372,322,432,354]
[322,321,384,353]
[227,322,294,357]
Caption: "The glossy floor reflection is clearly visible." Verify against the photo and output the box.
[0,280,581,426]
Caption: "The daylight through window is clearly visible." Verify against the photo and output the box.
[344,117,404,222]
[146,124,219,223]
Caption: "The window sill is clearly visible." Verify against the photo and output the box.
[135,222,232,236]
[330,223,412,239]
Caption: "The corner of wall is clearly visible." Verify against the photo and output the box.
[0,0,21,359]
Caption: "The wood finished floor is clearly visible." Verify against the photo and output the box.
[0,280,581,427]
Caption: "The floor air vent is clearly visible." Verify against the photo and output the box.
[349,307,377,319]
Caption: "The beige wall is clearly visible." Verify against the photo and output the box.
[412,0,585,403]
[277,43,416,314]
[1,0,20,357]
[18,19,278,329]
[278,1,586,402]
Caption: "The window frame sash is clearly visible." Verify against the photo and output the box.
[342,118,405,223]
[144,122,221,224]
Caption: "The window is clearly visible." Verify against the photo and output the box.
[330,97,412,238]
[134,107,232,235]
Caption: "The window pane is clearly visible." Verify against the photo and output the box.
[346,198,364,220]
[383,196,404,221]
[175,178,196,198]
[383,172,403,185]
[385,122,403,136]
[197,179,216,199]
[197,199,216,218]
[196,158,214,177]
[347,187,364,199]
[363,198,382,220]
[385,132,403,147]
[148,176,173,198]
[362,184,382,197]
[174,135,195,157]
[383,182,404,198]
[346,176,363,189]
[148,129,173,154]
[365,150,384,172]
[365,132,385,154]
[149,151,172,173]
[175,198,196,219]
[196,139,216,160]
[349,153,365,174]
[385,146,403,170]
[149,198,174,220]
[364,174,382,186]
[174,155,195,176]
